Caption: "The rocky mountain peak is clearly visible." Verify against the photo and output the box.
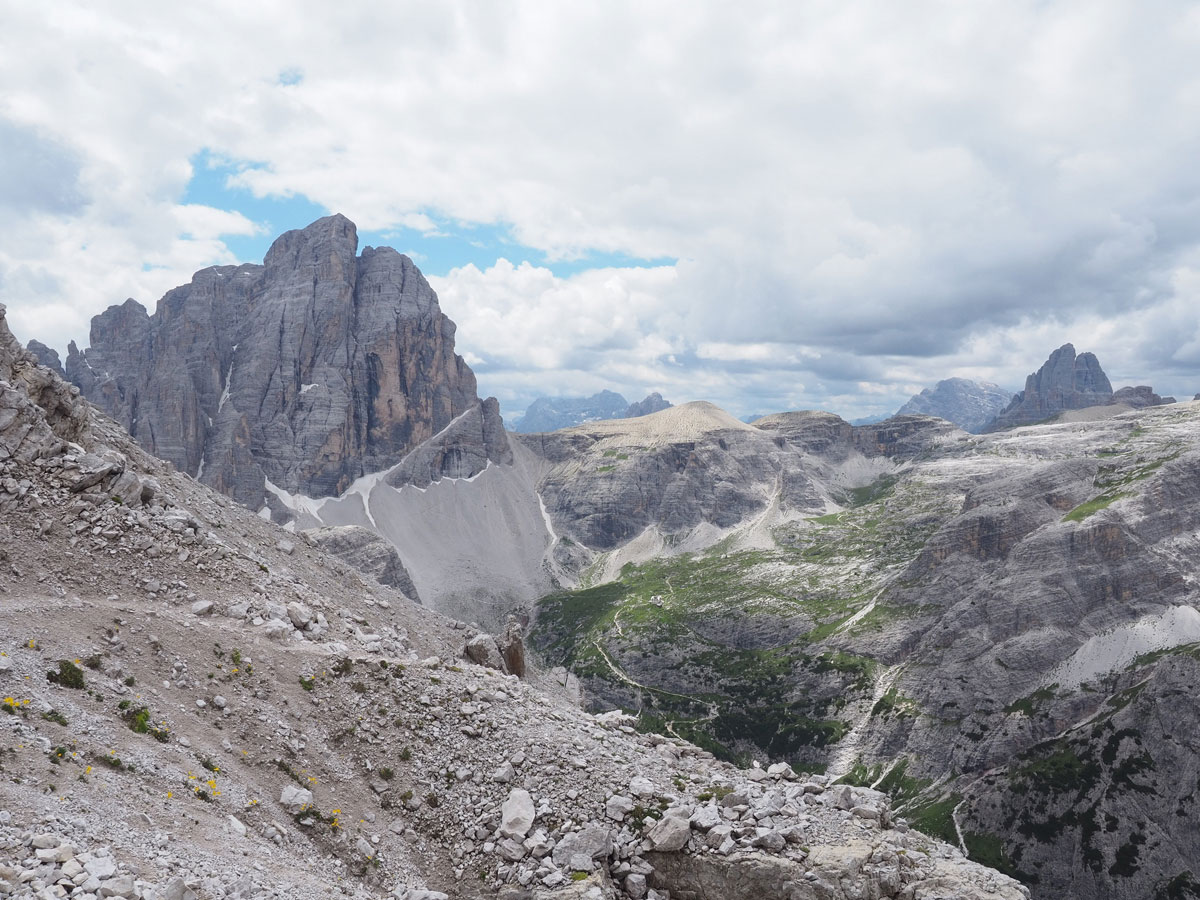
[65,214,481,509]
[986,343,1115,430]
[625,391,672,418]
[896,376,1013,433]
[263,212,358,271]
[24,338,65,377]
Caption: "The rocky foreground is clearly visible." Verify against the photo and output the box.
[0,310,1033,897]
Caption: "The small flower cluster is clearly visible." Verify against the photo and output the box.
[1,696,31,714]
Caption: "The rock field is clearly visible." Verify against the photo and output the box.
[0,307,1033,898]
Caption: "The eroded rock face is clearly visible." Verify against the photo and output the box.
[624,392,672,419]
[303,524,420,600]
[385,397,511,490]
[25,339,65,378]
[517,402,827,550]
[65,214,480,508]
[987,344,1113,430]
[1112,385,1172,408]
[1,304,90,454]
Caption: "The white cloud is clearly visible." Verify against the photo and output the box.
[1,0,1199,420]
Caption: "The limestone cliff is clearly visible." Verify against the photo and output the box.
[987,344,1113,430]
[66,215,480,508]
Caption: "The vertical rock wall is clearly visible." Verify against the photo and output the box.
[66,215,480,507]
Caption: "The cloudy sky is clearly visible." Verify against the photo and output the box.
[3,1,1200,422]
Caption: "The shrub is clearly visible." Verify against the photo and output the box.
[47,660,86,689]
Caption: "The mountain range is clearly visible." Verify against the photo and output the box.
[14,213,1200,899]
[512,391,673,433]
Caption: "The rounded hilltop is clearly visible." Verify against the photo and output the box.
[559,400,754,444]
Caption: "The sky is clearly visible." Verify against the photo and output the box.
[2,1,1200,423]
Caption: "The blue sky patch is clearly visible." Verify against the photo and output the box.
[182,149,674,277]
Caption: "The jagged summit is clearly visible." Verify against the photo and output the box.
[986,343,1114,430]
[65,214,480,508]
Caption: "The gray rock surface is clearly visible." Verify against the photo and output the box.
[623,392,672,419]
[66,214,480,508]
[1111,384,1172,408]
[303,524,420,600]
[24,339,65,378]
[384,397,511,491]
[517,402,840,550]
[1,301,1028,900]
[987,343,1113,430]
[896,377,1013,433]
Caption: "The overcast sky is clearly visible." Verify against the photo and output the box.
[3,1,1200,422]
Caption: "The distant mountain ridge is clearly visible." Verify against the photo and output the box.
[512,389,672,433]
[896,377,1013,433]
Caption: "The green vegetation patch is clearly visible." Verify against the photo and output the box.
[963,831,1022,881]
[907,792,962,845]
[1064,492,1129,522]
[1004,684,1057,716]
[47,660,86,689]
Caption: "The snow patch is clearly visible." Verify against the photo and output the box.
[537,492,558,545]
[300,383,319,394]
[263,478,328,520]
[218,361,235,413]
[1044,605,1200,690]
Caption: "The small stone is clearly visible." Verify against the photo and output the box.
[491,761,515,783]
[606,794,634,821]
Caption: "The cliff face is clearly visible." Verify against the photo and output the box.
[66,215,479,507]
[987,344,1113,430]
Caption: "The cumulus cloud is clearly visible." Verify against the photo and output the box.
[2,0,1200,419]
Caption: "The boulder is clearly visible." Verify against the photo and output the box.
[500,788,535,839]
[279,784,313,812]
[645,813,691,852]
[464,633,505,671]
